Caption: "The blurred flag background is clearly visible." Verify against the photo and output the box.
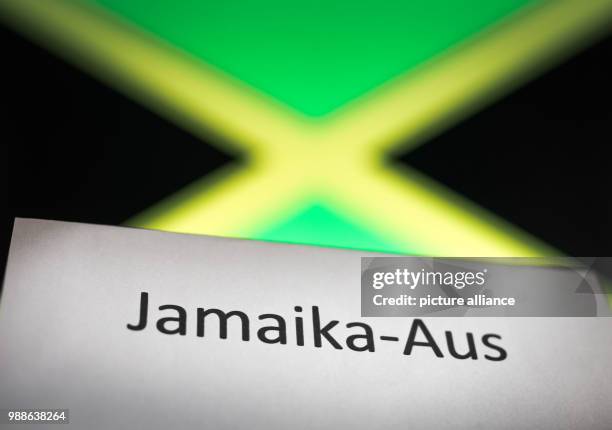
[1,0,611,273]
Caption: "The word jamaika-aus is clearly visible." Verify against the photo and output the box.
[127,292,507,361]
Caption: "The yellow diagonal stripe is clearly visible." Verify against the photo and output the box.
[1,0,610,259]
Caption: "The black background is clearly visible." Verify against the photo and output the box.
[1,23,611,285]
[398,33,612,257]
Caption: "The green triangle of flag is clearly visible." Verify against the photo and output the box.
[252,203,416,253]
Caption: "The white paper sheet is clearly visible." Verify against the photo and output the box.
[0,219,611,429]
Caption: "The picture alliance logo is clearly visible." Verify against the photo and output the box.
[372,268,487,290]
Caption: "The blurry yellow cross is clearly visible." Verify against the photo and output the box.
[3,0,611,256]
